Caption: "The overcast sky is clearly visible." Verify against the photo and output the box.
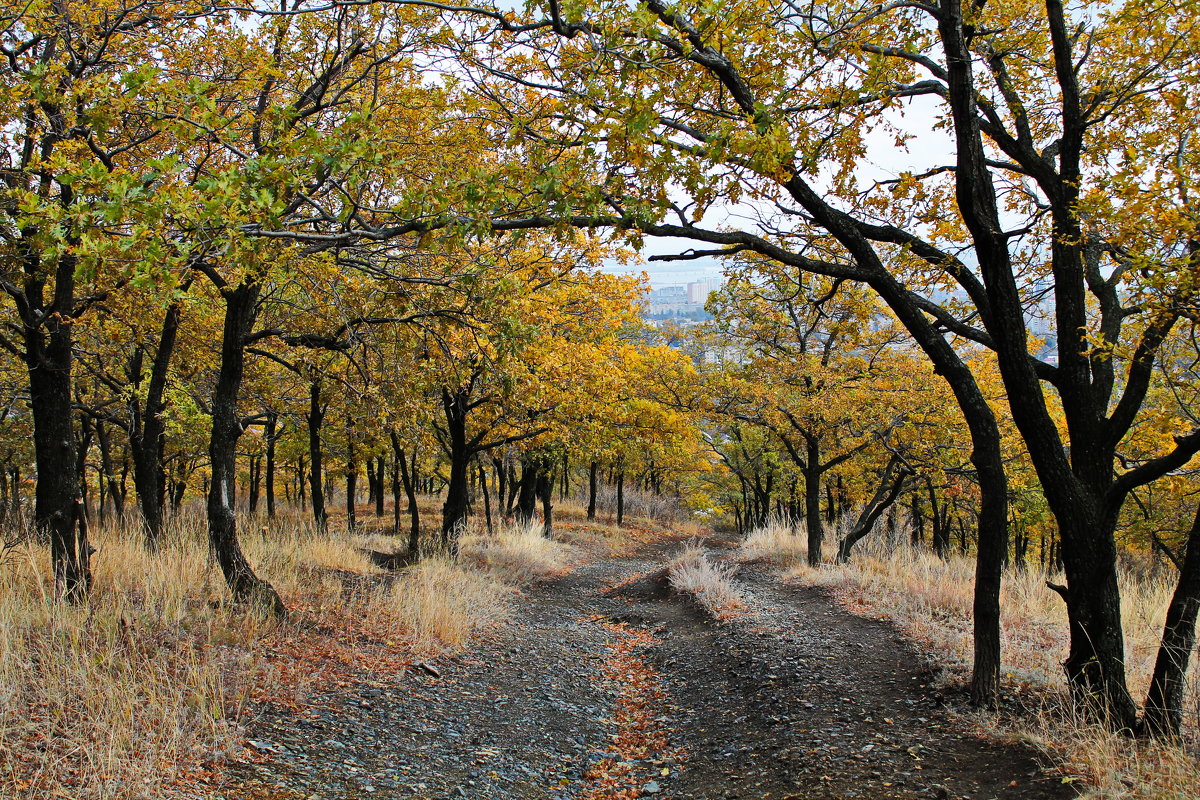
[599,91,956,289]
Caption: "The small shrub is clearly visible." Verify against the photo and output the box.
[667,542,747,620]
[457,520,576,584]
[389,556,507,651]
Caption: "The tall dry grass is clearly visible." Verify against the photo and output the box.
[0,509,514,799]
[579,483,693,527]
[387,557,508,652]
[457,519,578,584]
[737,516,808,565]
[667,541,748,620]
[737,518,1200,799]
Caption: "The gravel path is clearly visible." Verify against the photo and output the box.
[222,539,1075,800]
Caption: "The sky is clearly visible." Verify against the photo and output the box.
[598,92,957,289]
[600,237,726,288]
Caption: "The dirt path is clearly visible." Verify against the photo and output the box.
[224,539,1074,800]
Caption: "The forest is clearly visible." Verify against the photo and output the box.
[1,0,1198,798]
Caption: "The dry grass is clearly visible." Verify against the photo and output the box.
[387,556,508,652]
[580,484,692,527]
[740,519,1200,799]
[457,519,578,584]
[0,509,512,800]
[667,541,748,620]
[736,517,808,565]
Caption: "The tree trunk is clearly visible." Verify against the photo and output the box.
[804,441,823,566]
[365,456,377,506]
[1056,506,1138,728]
[616,468,625,527]
[97,419,126,522]
[491,455,507,518]
[375,458,385,517]
[515,455,539,525]
[205,283,283,616]
[440,388,472,542]
[25,293,90,602]
[307,379,327,532]
[397,444,420,554]
[537,462,553,537]
[505,460,519,518]
[480,463,494,534]
[345,428,357,533]
[248,454,261,514]
[297,456,307,510]
[1142,503,1200,739]
[129,293,184,550]
[587,460,598,521]
[836,459,909,562]
[391,449,402,536]
[265,412,277,519]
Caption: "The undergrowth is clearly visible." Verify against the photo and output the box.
[667,541,747,620]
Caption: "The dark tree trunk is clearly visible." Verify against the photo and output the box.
[205,283,283,616]
[441,387,472,542]
[910,494,924,545]
[297,456,307,510]
[480,463,494,534]
[374,457,385,517]
[307,380,327,533]
[96,419,125,522]
[1011,527,1025,570]
[506,460,519,518]
[396,443,420,554]
[929,479,951,558]
[804,453,823,566]
[390,449,402,536]
[1053,508,1138,727]
[76,411,93,521]
[24,277,90,602]
[365,456,377,506]
[515,454,540,525]
[616,468,625,527]
[491,455,507,518]
[129,293,185,550]
[265,412,277,519]
[248,455,261,514]
[1142,503,1200,739]
[836,458,910,562]
[587,460,598,521]
[345,430,357,533]
[537,463,553,537]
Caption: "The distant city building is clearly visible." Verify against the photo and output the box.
[686,279,719,305]
[643,280,720,326]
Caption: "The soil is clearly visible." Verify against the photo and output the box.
[222,536,1076,800]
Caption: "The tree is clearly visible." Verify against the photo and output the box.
[0,0,240,599]
[708,267,928,564]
